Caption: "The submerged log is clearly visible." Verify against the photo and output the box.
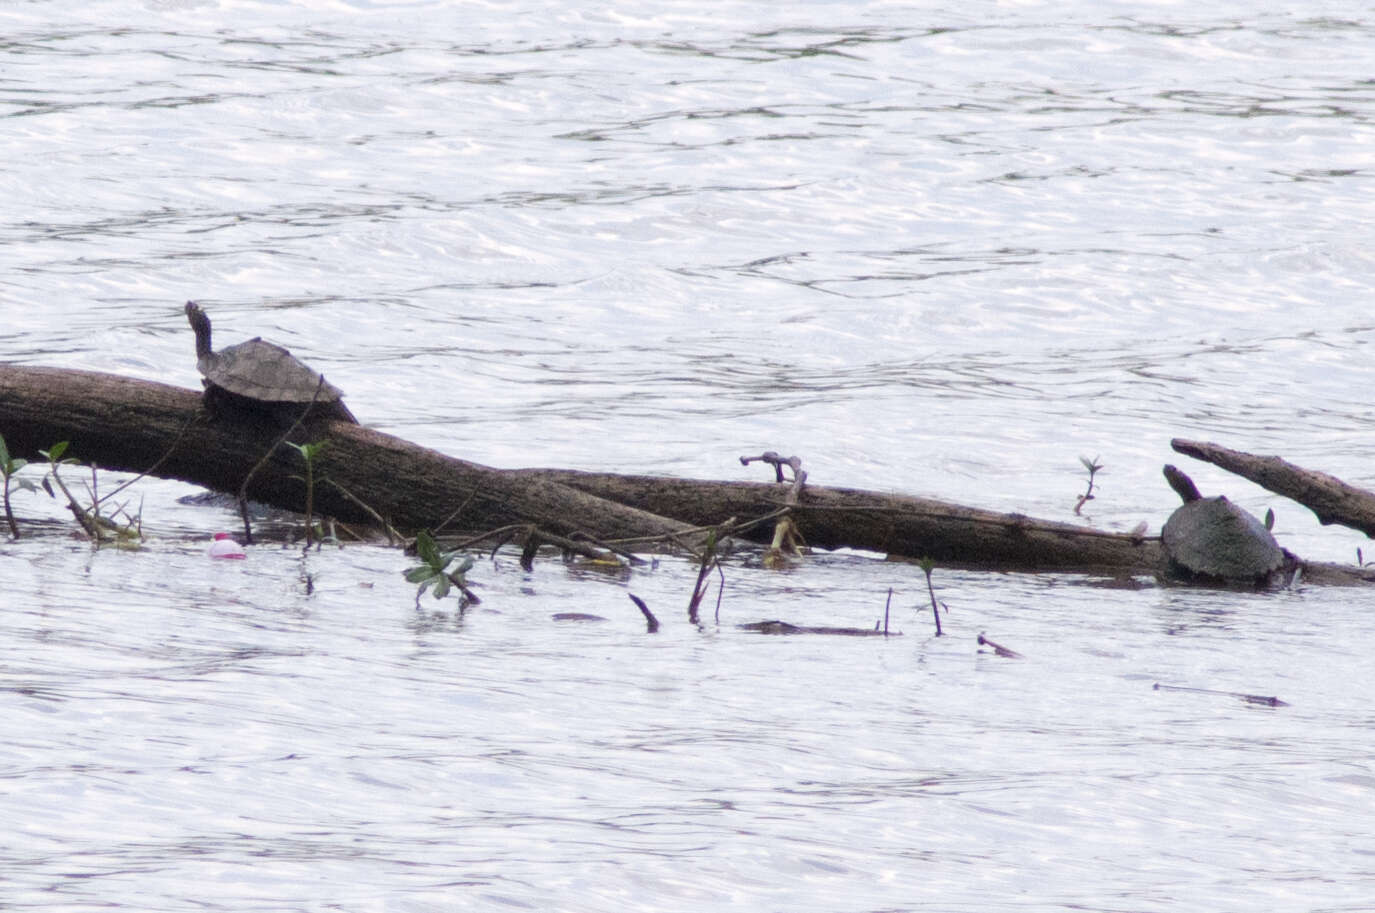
[1172,438,1375,539]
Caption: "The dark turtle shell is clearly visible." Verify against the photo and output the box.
[198,337,347,405]
[186,301,356,423]
[1161,496,1283,581]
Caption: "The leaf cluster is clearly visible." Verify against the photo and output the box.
[404,529,476,603]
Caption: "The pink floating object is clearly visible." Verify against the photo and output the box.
[208,532,246,559]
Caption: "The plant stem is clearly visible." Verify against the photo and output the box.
[924,567,942,637]
[2,477,16,539]
[302,454,315,548]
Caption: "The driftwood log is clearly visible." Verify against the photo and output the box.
[0,365,694,544]
[1,363,1157,570]
[2,363,1372,584]
[515,467,1159,571]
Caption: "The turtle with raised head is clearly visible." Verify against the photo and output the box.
[1160,464,1285,585]
[185,301,357,424]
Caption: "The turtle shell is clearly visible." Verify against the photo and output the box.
[1161,496,1283,581]
[198,338,346,404]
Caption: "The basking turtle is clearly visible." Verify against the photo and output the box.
[184,301,357,424]
[1161,464,1284,585]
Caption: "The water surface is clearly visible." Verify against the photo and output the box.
[3,2,1375,910]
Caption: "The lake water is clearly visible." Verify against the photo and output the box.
[3,2,1375,910]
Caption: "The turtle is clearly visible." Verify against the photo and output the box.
[184,301,357,424]
[1160,464,1284,585]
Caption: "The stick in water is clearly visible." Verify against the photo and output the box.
[1153,683,1288,707]
[977,633,1022,659]
[628,593,660,633]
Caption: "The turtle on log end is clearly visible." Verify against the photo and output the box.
[1160,464,1288,587]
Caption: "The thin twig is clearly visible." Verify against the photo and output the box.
[324,478,403,545]
[1153,682,1287,707]
[628,593,660,633]
[431,489,480,536]
[977,632,1022,658]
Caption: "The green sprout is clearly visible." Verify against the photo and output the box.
[0,432,37,539]
[1074,454,1103,515]
[286,440,327,547]
[405,530,479,607]
[38,441,141,545]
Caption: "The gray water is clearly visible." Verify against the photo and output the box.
[3,2,1375,910]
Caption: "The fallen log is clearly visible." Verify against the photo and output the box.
[0,364,695,543]
[515,468,1162,572]
[0,363,1160,571]
[1172,438,1375,539]
[2,363,1370,584]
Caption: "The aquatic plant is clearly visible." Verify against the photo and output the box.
[286,439,327,547]
[39,441,142,545]
[405,530,478,607]
[1074,454,1103,515]
[0,432,36,539]
[687,528,724,625]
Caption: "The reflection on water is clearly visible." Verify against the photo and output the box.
[3,2,1375,911]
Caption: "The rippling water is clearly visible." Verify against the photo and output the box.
[3,2,1375,910]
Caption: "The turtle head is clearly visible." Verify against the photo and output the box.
[185,301,213,360]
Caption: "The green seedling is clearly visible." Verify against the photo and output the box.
[405,530,479,607]
[38,442,142,545]
[39,441,90,536]
[1074,454,1103,515]
[0,433,37,539]
[286,440,326,548]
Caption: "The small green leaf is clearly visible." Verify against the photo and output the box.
[0,434,9,468]
[452,554,475,575]
[415,530,442,568]
[42,441,69,463]
[433,575,451,599]
[288,440,326,462]
[404,565,436,584]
